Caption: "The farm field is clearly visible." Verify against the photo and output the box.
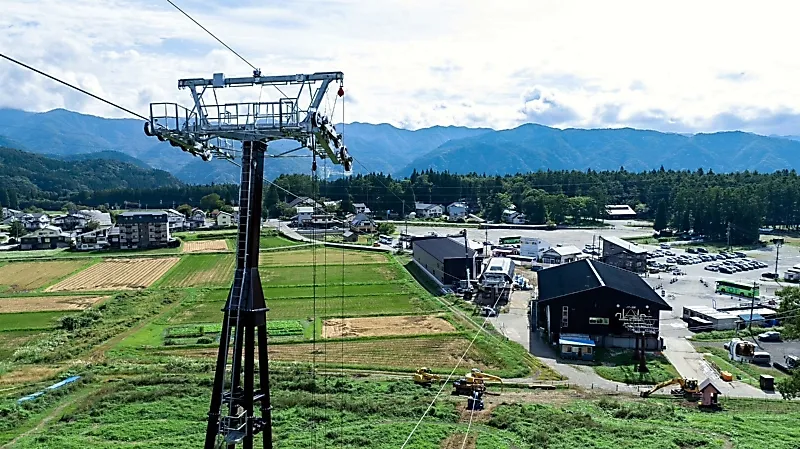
[182,240,229,253]
[260,263,404,286]
[258,248,388,266]
[0,310,75,332]
[322,315,455,338]
[0,261,90,293]
[158,254,236,288]
[45,258,180,292]
[0,295,108,313]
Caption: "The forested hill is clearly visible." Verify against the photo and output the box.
[0,147,182,203]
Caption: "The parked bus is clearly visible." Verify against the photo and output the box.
[498,236,521,245]
[715,280,759,298]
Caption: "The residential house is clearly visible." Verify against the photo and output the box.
[165,209,187,231]
[415,202,444,219]
[116,211,171,249]
[296,206,314,227]
[287,196,323,210]
[353,203,372,216]
[53,209,112,231]
[411,236,483,286]
[600,235,647,274]
[447,202,468,220]
[534,259,671,350]
[19,213,50,231]
[189,208,208,229]
[2,208,21,220]
[216,211,234,228]
[20,225,71,250]
[349,213,376,233]
[502,209,526,224]
[541,245,582,264]
[76,226,114,251]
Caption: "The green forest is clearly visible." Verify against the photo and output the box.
[4,167,800,245]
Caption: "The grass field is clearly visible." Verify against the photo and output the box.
[158,254,236,288]
[46,258,180,292]
[0,261,90,293]
[0,311,76,332]
[258,248,388,266]
[593,350,681,385]
[260,263,404,286]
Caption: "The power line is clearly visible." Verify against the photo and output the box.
[399,288,507,449]
[0,52,149,121]
[164,0,256,72]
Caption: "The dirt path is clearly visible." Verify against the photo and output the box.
[1,385,97,448]
[440,433,476,449]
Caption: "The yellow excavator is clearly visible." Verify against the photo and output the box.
[413,367,443,386]
[640,377,700,399]
[453,369,504,396]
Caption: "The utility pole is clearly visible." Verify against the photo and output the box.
[772,238,785,277]
[726,222,731,252]
[748,281,757,333]
[403,200,407,236]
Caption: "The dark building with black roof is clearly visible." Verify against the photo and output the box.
[533,259,671,350]
[412,236,483,286]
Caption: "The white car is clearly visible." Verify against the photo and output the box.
[660,243,671,249]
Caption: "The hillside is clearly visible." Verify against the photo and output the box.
[0,109,489,183]
[0,147,182,200]
[401,125,800,175]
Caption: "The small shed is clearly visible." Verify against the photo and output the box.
[698,378,722,407]
[342,231,358,242]
[558,334,595,361]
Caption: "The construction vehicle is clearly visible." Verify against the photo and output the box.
[413,367,442,386]
[640,378,701,399]
[465,369,504,391]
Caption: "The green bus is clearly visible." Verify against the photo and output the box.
[499,236,521,245]
[715,280,759,298]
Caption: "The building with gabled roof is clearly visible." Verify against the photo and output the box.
[534,259,671,350]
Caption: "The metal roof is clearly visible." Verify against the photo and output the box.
[600,235,648,254]
[545,245,582,257]
[538,259,671,309]
[559,337,596,347]
[412,237,475,263]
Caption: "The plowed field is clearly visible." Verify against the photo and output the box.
[45,258,180,292]
[322,315,455,338]
[182,240,229,253]
[0,295,109,313]
[0,261,89,293]
[259,248,387,266]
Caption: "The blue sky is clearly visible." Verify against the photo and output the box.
[2,0,800,135]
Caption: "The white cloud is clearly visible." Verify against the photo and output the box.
[2,0,800,134]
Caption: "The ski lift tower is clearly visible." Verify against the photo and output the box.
[144,70,351,449]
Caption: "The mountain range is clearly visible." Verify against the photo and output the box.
[1,108,799,183]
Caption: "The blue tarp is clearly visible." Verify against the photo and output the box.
[559,337,595,347]
[17,376,81,404]
[738,313,764,323]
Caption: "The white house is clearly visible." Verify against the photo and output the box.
[447,202,468,219]
[541,245,582,264]
[353,203,371,215]
[296,206,314,226]
[2,207,21,220]
[216,211,234,228]
[20,213,51,231]
[605,204,637,219]
[166,209,187,231]
[520,237,551,259]
[415,202,444,219]
[504,210,526,224]
[190,208,208,229]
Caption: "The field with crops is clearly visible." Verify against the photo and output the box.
[182,240,229,253]
[0,243,570,449]
[45,258,180,292]
[158,254,236,288]
[0,261,91,293]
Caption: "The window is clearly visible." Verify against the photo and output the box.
[561,306,569,327]
[589,317,610,325]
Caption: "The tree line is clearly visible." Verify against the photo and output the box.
[5,168,800,245]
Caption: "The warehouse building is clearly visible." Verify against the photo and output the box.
[534,259,671,350]
[600,235,647,273]
[412,236,482,287]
